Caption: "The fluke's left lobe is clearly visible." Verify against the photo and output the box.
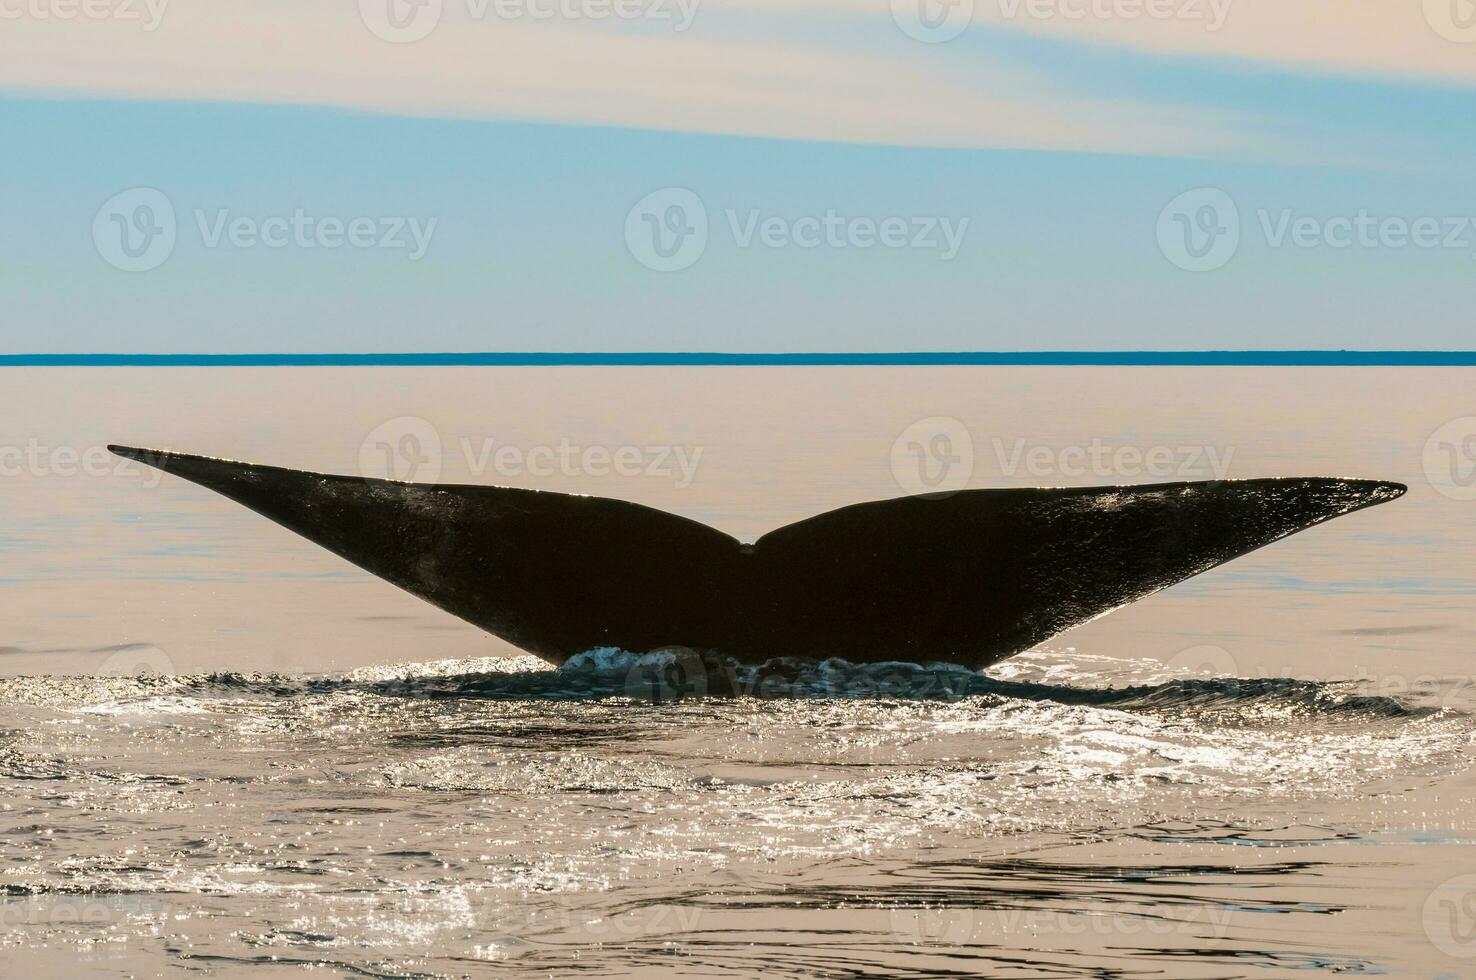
[109,445,742,663]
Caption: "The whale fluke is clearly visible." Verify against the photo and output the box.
[109,445,1404,669]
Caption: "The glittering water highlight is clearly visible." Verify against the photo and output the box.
[1,648,1471,977]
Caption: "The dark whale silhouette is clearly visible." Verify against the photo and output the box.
[108,446,1404,670]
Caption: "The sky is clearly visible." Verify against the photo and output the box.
[1,0,1474,352]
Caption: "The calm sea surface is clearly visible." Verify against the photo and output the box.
[2,366,1475,978]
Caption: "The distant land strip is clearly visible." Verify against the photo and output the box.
[2,352,1476,367]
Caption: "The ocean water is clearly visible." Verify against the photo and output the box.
[2,366,1476,977]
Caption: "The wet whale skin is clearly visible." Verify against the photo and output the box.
[108,446,1405,669]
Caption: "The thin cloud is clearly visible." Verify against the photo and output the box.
[0,0,1460,162]
[755,0,1476,85]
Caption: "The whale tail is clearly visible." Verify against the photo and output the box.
[109,445,1405,668]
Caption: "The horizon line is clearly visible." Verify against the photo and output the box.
[2,351,1476,367]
